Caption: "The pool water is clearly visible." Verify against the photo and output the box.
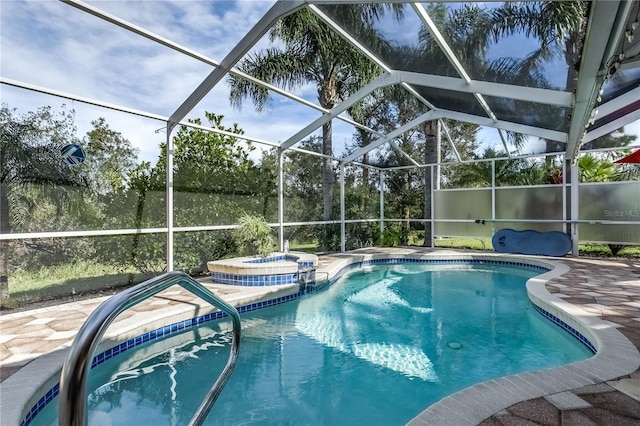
[34,263,592,425]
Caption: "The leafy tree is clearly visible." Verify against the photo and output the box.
[281,137,324,244]
[251,149,279,221]
[378,125,425,245]
[442,147,563,189]
[347,86,397,185]
[156,112,254,194]
[140,112,276,273]
[84,117,139,195]
[576,153,634,257]
[0,105,88,303]
[439,119,481,163]
[582,127,638,154]
[229,5,401,223]
[152,112,273,223]
[124,161,163,275]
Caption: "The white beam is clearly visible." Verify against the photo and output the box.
[583,87,640,143]
[310,4,392,73]
[340,164,346,253]
[379,171,385,240]
[166,127,174,271]
[2,77,352,163]
[1,77,167,122]
[566,0,629,159]
[585,109,640,144]
[440,109,568,143]
[592,86,640,119]
[168,1,305,130]
[411,2,502,125]
[411,3,471,83]
[396,71,573,107]
[341,111,443,164]
[440,120,462,162]
[279,73,399,150]
[278,150,285,252]
[389,141,421,166]
[60,0,382,137]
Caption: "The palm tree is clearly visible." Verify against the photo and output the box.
[347,87,394,187]
[228,5,401,227]
[578,154,621,183]
[462,1,588,153]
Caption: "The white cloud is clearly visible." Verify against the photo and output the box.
[4,0,634,168]
[1,0,353,164]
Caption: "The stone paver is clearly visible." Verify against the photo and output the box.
[1,249,640,425]
[544,391,591,410]
[482,256,640,426]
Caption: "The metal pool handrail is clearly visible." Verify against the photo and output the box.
[58,271,241,426]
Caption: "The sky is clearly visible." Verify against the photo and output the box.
[1,0,638,166]
[1,0,328,163]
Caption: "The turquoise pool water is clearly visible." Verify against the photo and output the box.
[32,263,592,425]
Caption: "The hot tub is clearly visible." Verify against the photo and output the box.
[207,252,318,286]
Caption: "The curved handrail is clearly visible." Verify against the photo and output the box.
[58,271,241,426]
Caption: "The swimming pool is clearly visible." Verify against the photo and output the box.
[28,260,594,425]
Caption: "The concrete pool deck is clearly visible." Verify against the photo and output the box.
[2,247,640,425]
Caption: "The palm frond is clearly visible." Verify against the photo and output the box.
[229,48,311,112]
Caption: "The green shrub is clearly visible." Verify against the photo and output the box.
[233,214,276,257]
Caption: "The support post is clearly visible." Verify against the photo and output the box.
[340,164,346,253]
[570,159,580,256]
[563,157,567,235]
[430,165,435,248]
[278,149,284,252]
[379,170,384,244]
[491,159,496,236]
[166,125,174,271]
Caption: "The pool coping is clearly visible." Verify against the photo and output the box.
[404,256,640,426]
[1,282,301,426]
[2,249,639,425]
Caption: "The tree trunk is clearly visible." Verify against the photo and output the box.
[362,152,369,188]
[322,120,334,221]
[129,187,147,279]
[423,120,440,247]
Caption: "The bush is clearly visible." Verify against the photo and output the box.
[233,214,276,257]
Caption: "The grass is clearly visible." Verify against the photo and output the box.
[288,241,319,253]
[7,261,149,307]
[434,237,493,251]
[4,238,637,310]
[291,236,640,258]
[433,237,640,258]
[579,243,640,258]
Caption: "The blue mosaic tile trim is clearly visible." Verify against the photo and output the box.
[531,302,597,354]
[20,383,59,426]
[211,272,299,286]
[328,257,550,286]
[21,289,309,426]
[21,257,549,425]
[235,293,302,313]
[245,255,300,263]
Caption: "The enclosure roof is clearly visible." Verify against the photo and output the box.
[2,1,640,166]
[172,0,640,164]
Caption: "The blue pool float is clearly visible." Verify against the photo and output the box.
[492,228,572,257]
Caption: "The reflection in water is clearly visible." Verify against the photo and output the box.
[87,332,233,426]
[32,264,592,426]
[295,269,437,381]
